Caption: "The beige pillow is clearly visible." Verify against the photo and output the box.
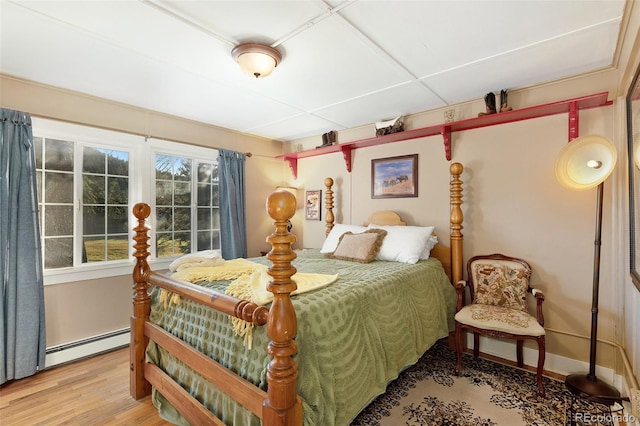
[326,229,387,263]
[472,262,529,311]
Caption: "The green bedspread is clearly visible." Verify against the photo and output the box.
[146,248,457,426]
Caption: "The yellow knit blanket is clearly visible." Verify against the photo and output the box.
[166,259,339,348]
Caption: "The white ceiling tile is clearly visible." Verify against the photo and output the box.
[314,82,446,129]
[246,112,343,141]
[424,19,621,105]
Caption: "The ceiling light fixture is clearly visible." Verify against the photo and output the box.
[231,43,281,79]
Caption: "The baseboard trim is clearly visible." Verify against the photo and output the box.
[465,335,623,389]
[45,328,130,369]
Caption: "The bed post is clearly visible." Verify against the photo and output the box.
[324,177,334,237]
[263,191,303,425]
[131,203,152,399]
[450,163,464,285]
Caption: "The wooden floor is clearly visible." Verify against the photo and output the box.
[0,347,171,426]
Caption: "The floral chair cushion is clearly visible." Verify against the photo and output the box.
[471,261,529,311]
[454,304,545,336]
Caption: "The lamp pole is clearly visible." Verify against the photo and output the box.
[565,182,621,405]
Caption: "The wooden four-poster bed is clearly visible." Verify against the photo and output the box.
[130,162,465,425]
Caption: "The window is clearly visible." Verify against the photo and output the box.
[34,138,131,270]
[154,154,220,258]
[196,162,220,252]
[32,118,218,284]
[34,137,75,269]
[82,147,130,263]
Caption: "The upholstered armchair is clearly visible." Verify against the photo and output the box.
[453,254,546,397]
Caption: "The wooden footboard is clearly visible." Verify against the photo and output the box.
[130,191,302,425]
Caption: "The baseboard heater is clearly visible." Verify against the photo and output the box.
[45,328,130,369]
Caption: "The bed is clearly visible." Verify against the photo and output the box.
[130,162,465,425]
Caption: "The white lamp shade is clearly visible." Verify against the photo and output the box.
[555,134,617,190]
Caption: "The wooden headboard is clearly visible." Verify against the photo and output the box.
[363,210,406,226]
[322,163,464,284]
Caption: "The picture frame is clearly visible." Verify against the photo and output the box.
[305,190,322,220]
[626,65,640,292]
[371,154,418,198]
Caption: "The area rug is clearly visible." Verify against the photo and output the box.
[351,344,621,426]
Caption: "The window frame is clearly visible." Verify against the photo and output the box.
[149,140,221,259]
[32,118,218,285]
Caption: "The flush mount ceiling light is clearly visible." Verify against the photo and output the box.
[231,43,281,78]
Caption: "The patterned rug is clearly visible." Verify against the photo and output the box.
[351,344,621,426]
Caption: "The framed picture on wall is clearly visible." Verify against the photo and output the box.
[305,190,322,220]
[626,64,640,292]
[371,154,418,198]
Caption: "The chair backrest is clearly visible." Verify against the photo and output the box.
[466,253,532,312]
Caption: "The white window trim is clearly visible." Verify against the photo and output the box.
[32,118,217,285]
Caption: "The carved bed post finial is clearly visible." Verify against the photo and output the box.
[263,191,302,425]
[449,163,464,285]
[324,177,334,237]
[131,203,152,399]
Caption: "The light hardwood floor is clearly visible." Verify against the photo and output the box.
[0,347,170,426]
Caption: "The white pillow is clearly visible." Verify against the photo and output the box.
[367,224,435,264]
[320,223,368,253]
[420,234,439,260]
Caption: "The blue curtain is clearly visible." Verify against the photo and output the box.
[218,149,247,259]
[0,108,46,384]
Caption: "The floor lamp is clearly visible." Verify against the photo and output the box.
[555,134,621,405]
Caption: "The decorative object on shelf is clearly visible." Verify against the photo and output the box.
[555,134,621,406]
[478,92,497,116]
[371,154,418,199]
[304,190,322,220]
[500,89,513,112]
[444,109,456,123]
[375,116,404,136]
[316,130,336,149]
[231,43,281,78]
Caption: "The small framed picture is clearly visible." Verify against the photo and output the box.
[371,154,418,198]
[305,190,322,220]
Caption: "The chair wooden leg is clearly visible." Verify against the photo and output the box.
[473,332,479,357]
[536,336,546,397]
[454,324,463,376]
[516,340,524,368]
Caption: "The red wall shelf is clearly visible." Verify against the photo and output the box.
[279,92,612,178]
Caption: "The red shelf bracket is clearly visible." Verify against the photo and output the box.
[341,146,353,172]
[568,101,579,141]
[441,125,452,161]
[284,157,298,179]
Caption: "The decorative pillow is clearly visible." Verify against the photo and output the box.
[366,224,434,264]
[320,223,368,253]
[326,229,387,263]
[472,262,529,311]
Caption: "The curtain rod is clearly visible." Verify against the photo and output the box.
[29,113,253,158]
